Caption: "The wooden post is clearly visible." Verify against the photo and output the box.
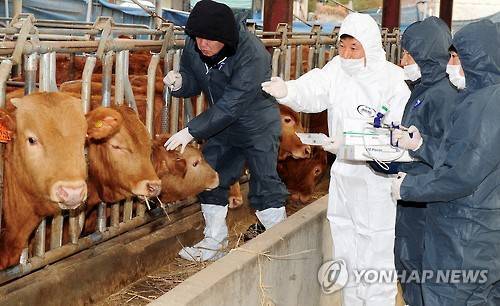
[382,0,401,30]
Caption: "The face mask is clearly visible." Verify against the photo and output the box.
[403,64,421,82]
[446,64,466,89]
[340,57,365,76]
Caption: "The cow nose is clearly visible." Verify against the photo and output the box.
[146,181,161,197]
[51,180,87,209]
[134,179,162,198]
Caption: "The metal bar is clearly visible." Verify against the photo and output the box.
[50,213,63,250]
[307,46,314,71]
[146,54,160,136]
[33,219,46,257]
[4,0,8,18]
[183,98,194,126]
[48,52,57,91]
[439,0,453,29]
[169,50,181,133]
[318,45,326,68]
[123,199,133,222]
[0,59,11,234]
[39,53,49,91]
[161,50,173,133]
[111,203,119,227]
[101,51,113,107]
[24,53,37,95]
[86,0,93,22]
[271,48,280,77]
[284,45,291,81]
[97,202,106,232]
[81,56,97,114]
[295,45,302,78]
[68,209,83,244]
[114,50,126,106]
[382,0,401,30]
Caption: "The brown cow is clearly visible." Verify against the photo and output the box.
[279,104,311,160]
[0,92,88,269]
[86,106,161,207]
[152,134,219,203]
[277,147,328,204]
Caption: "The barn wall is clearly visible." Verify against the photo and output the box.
[150,196,342,306]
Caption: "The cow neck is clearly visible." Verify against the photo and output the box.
[0,143,58,267]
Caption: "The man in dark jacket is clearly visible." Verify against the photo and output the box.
[390,16,460,306]
[163,0,288,262]
[392,19,500,305]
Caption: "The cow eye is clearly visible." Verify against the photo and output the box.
[192,160,199,167]
[27,137,38,145]
[283,117,292,124]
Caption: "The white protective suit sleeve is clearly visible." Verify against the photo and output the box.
[277,60,336,113]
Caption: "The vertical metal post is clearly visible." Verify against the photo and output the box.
[4,0,9,18]
[13,0,21,17]
[114,50,126,106]
[48,52,57,92]
[283,45,291,81]
[39,53,49,92]
[81,56,97,114]
[161,50,174,133]
[50,214,63,250]
[86,0,93,22]
[271,48,280,77]
[318,46,326,68]
[263,0,293,32]
[169,50,181,133]
[295,45,302,79]
[146,54,160,136]
[33,219,46,257]
[97,202,106,232]
[101,51,114,108]
[307,46,314,71]
[111,203,119,226]
[0,59,12,237]
[195,93,204,116]
[24,53,37,95]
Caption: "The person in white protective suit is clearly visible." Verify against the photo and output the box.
[262,13,410,306]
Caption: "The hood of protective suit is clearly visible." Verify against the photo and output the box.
[402,17,451,85]
[338,13,386,74]
[453,19,500,91]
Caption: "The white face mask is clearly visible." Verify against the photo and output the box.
[340,57,365,76]
[403,64,421,82]
[446,64,466,90]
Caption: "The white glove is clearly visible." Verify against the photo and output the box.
[261,77,288,99]
[163,71,182,91]
[322,138,339,154]
[391,125,423,151]
[164,127,193,153]
[391,172,407,201]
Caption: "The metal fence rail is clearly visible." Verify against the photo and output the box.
[0,14,403,284]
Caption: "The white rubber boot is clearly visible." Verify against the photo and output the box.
[179,204,228,262]
[255,206,287,230]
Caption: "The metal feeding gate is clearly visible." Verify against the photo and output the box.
[0,13,403,296]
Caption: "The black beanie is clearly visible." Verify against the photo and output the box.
[185,0,239,53]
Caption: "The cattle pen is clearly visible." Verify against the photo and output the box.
[0,13,403,305]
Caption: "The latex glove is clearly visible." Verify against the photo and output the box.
[322,138,339,154]
[391,172,407,201]
[163,71,182,91]
[261,77,287,99]
[391,125,423,151]
[164,127,193,153]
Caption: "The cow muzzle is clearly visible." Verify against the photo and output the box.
[51,180,87,210]
[133,180,162,198]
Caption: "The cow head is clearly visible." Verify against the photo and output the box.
[279,105,311,160]
[86,106,161,204]
[152,134,219,203]
[0,92,88,270]
[2,92,88,211]
[277,147,327,204]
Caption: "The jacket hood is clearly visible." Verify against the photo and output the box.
[453,19,500,91]
[338,13,386,71]
[402,17,451,85]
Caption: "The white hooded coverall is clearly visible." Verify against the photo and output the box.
[278,13,410,306]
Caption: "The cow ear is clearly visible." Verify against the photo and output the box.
[0,109,15,142]
[86,107,123,140]
[172,157,188,178]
